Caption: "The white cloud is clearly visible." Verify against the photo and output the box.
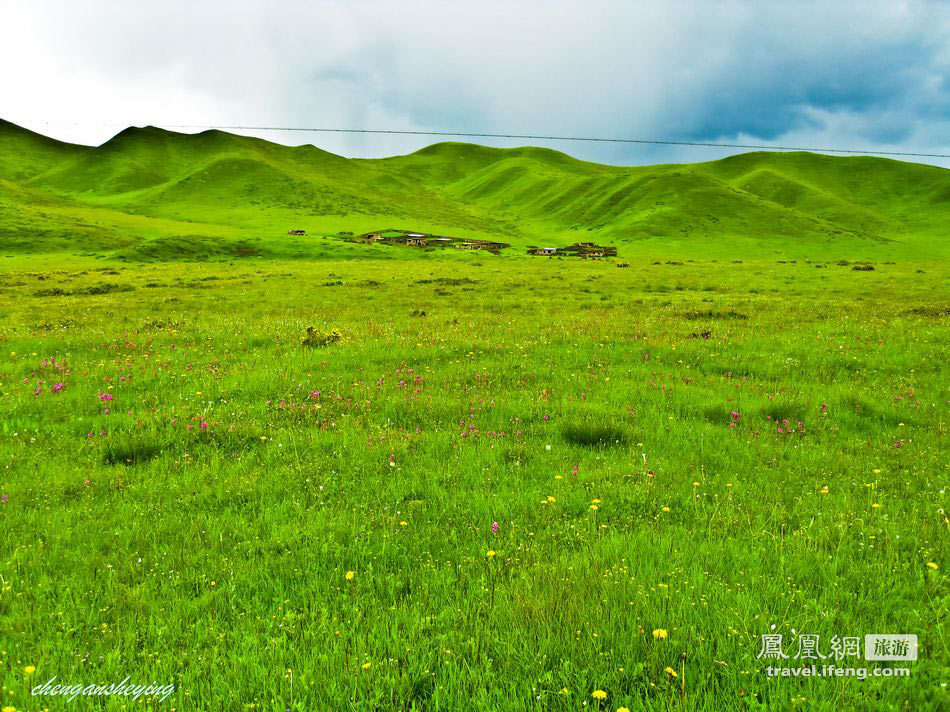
[0,0,947,168]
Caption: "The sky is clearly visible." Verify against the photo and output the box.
[1,0,948,168]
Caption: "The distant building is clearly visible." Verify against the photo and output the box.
[351,229,509,252]
[529,242,617,258]
[563,242,617,258]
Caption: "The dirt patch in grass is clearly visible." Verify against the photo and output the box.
[681,310,748,321]
[414,277,480,286]
[904,306,948,318]
[34,283,135,297]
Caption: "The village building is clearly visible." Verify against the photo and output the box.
[527,242,616,257]
[351,228,509,253]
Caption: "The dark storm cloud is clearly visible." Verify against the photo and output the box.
[0,0,947,167]
[672,37,946,143]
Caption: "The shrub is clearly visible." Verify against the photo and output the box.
[102,437,163,466]
[301,326,343,348]
[562,422,628,448]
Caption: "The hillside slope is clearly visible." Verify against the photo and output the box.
[0,120,947,260]
[0,119,91,181]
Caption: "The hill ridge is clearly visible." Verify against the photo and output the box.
[0,119,947,260]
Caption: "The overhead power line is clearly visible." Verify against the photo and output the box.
[158,123,950,159]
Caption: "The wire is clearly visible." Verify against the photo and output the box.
[158,123,950,159]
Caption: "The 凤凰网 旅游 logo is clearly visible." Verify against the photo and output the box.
[754,629,918,680]
[756,630,918,661]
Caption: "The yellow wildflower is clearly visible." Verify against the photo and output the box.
[345,571,355,581]
[665,666,678,678]
[486,550,496,558]
[592,689,607,700]
[652,628,669,639]
[927,562,938,570]
[23,665,35,676]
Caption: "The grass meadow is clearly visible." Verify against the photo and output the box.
[0,251,946,710]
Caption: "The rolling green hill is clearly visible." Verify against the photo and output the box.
[0,118,947,260]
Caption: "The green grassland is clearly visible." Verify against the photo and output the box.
[0,121,948,710]
[0,255,947,710]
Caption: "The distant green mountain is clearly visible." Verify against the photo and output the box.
[0,119,947,260]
